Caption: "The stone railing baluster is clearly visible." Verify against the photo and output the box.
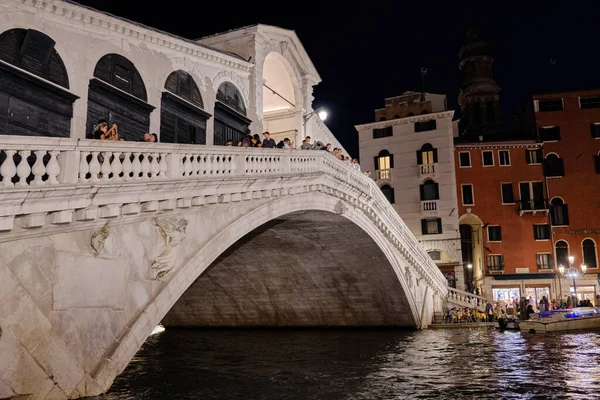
[31,150,46,186]
[132,153,142,180]
[15,150,31,187]
[1,150,17,187]
[149,153,160,178]
[89,152,101,182]
[140,153,151,179]
[122,152,133,181]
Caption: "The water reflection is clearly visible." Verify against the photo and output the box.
[97,328,600,400]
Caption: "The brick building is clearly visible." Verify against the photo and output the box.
[533,90,600,302]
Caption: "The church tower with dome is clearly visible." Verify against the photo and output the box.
[458,28,502,137]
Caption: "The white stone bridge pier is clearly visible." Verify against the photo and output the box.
[0,138,448,399]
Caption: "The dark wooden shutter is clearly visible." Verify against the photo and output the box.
[433,149,438,163]
[0,29,24,65]
[374,156,379,170]
[419,184,425,200]
[19,30,54,76]
[434,183,440,199]
[525,149,532,164]
[389,154,394,168]
[165,71,178,93]
[436,218,443,233]
[595,155,600,174]
[563,204,569,225]
[421,219,427,235]
[416,150,423,165]
[389,187,395,204]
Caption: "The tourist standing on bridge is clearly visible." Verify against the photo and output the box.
[262,132,276,148]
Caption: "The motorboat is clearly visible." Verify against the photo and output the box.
[519,307,600,333]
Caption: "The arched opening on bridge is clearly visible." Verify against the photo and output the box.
[261,52,301,147]
[459,214,484,295]
[0,28,77,137]
[162,210,415,327]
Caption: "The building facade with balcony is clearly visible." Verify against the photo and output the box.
[533,89,600,302]
[453,137,558,303]
[356,92,464,290]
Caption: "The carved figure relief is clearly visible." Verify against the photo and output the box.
[150,217,188,281]
[91,221,110,257]
[405,266,413,289]
[334,200,347,215]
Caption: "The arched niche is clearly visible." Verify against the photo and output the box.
[86,53,155,140]
[160,70,211,144]
[0,28,78,137]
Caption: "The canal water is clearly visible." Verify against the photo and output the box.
[98,327,600,399]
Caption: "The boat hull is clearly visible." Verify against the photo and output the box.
[520,314,600,333]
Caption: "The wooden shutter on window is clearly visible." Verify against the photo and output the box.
[416,150,423,165]
[421,219,427,235]
[437,218,443,234]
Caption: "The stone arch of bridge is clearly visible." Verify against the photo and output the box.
[96,192,422,390]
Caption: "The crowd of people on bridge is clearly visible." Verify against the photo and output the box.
[91,119,365,173]
[223,131,364,172]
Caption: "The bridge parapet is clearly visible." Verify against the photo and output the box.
[0,136,448,296]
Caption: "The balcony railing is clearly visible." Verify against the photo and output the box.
[421,200,438,212]
[518,199,549,216]
[419,163,435,176]
[487,264,505,273]
[377,169,391,180]
[537,263,554,271]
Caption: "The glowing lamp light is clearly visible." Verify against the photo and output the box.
[558,264,565,275]
[568,255,575,264]
[581,264,587,274]
[318,110,328,121]
[467,263,473,269]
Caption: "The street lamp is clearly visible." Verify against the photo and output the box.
[303,107,328,126]
[558,255,587,299]
[466,263,473,292]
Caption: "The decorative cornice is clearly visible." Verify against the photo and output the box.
[355,111,455,131]
[454,141,541,149]
[16,0,253,73]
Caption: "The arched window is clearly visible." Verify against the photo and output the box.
[420,179,439,201]
[555,240,569,268]
[0,28,76,137]
[93,54,147,101]
[165,70,203,108]
[544,153,565,177]
[217,82,246,115]
[550,197,569,226]
[582,239,597,269]
[374,149,393,180]
[214,82,251,145]
[381,184,395,204]
[417,143,438,166]
[160,70,210,144]
[86,53,154,140]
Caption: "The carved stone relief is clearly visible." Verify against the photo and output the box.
[150,217,188,281]
[90,221,110,257]
[334,200,347,215]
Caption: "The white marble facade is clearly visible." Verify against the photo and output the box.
[356,98,464,289]
[0,0,344,151]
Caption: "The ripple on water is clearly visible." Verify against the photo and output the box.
[96,328,600,400]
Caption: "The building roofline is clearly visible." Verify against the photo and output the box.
[354,110,455,130]
[61,0,252,68]
[198,23,321,83]
[533,88,600,99]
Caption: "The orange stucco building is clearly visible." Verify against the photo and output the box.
[533,90,600,301]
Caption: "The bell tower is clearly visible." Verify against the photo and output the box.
[458,28,502,137]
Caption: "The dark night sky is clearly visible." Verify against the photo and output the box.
[76,1,600,157]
